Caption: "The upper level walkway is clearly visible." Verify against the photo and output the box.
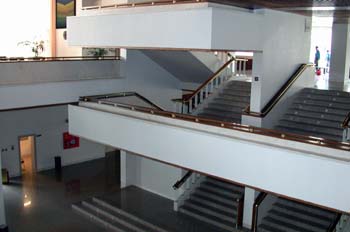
[69,95,350,214]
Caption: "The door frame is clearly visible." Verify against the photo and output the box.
[18,134,38,176]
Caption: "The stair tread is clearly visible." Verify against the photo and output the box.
[72,203,134,232]
[179,205,236,229]
[278,119,343,132]
[202,180,244,195]
[269,209,331,229]
[273,202,335,222]
[285,110,345,122]
[275,125,342,141]
[190,195,236,214]
[263,216,317,232]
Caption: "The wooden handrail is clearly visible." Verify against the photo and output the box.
[172,171,193,190]
[328,213,342,232]
[244,63,314,118]
[82,0,206,10]
[81,92,165,111]
[81,96,350,153]
[0,56,120,63]
[342,112,350,129]
[251,192,268,232]
[183,57,236,102]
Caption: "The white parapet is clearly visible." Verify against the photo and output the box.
[69,103,350,213]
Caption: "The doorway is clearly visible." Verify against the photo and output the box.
[19,135,36,176]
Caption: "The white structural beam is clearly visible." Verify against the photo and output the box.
[69,104,350,213]
[329,22,350,83]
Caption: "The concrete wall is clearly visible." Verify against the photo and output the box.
[0,105,106,177]
[122,50,183,199]
[251,10,311,112]
[121,152,182,200]
[0,60,122,86]
[0,153,6,226]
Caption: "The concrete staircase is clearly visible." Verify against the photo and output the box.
[258,197,338,232]
[178,176,244,232]
[275,88,350,141]
[72,197,170,232]
[197,80,251,124]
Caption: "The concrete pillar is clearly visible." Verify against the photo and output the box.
[243,187,256,229]
[0,153,6,226]
[329,22,350,84]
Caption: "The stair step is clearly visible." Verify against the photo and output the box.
[269,209,331,230]
[258,223,285,232]
[218,92,251,99]
[184,200,235,223]
[301,88,350,98]
[277,120,343,136]
[72,203,131,232]
[294,98,350,111]
[200,182,243,198]
[290,104,348,116]
[82,200,152,232]
[216,94,251,102]
[275,125,342,141]
[179,206,236,232]
[285,110,345,122]
[205,105,245,114]
[273,202,335,222]
[276,198,336,220]
[282,115,342,128]
[205,177,244,193]
[226,80,251,88]
[194,188,238,207]
[92,197,168,232]
[197,112,241,123]
[190,195,236,215]
[212,97,250,105]
[208,101,248,109]
[262,216,316,232]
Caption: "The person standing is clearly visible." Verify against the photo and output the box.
[314,46,321,70]
[326,50,331,73]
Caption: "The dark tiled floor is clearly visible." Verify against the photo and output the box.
[3,158,245,232]
[97,186,233,232]
[3,158,119,232]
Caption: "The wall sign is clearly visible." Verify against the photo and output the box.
[63,132,80,149]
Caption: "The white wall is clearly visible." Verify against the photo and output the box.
[121,50,183,199]
[0,60,121,86]
[125,50,181,110]
[251,10,311,112]
[68,5,214,49]
[56,29,82,57]
[329,23,350,83]
[0,78,126,110]
[0,105,106,177]
[122,152,182,200]
[69,104,350,212]
[0,153,6,226]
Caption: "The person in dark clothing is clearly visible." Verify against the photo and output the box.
[314,46,320,69]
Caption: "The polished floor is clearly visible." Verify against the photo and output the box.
[3,158,119,232]
[3,158,245,232]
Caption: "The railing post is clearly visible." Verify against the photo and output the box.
[236,197,244,229]
[243,60,247,76]
[189,99,193,113]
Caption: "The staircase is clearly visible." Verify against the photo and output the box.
[178,176,244,232]
[72,197,170,232]
[196,80,251,124]
[258,197,338,232]
[275,88,350,141]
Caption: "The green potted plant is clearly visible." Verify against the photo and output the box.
[18,40,45,57]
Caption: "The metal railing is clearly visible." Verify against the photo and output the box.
[244,63,314,118]
[251,192,268,232]
[175,54,248,114]
[342,112,350,142]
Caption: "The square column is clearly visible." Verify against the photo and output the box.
[329,22,350,84]
[0,153,6,226]
[243,187,256,229]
